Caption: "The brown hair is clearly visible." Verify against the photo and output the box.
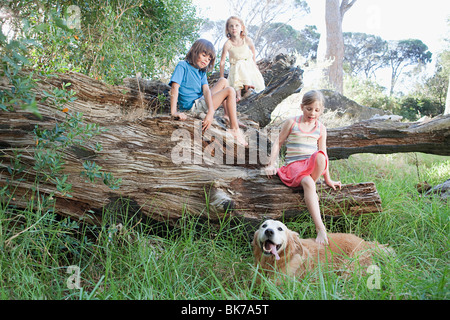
[301,90,325,109]
[225,16,246,39]
[185,39,216,72]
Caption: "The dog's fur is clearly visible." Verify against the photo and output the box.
[252,219,394,280]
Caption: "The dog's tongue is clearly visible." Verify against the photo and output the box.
[269,243,280,260]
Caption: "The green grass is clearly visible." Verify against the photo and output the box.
[0,153,448,300]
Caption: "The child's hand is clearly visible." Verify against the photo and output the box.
[172,112,187,121]
[315,229,329,245]
[264,165,277,178]
[326,179,342,191]
[202,112,214,131]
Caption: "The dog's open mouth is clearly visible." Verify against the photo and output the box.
[261,240,281,260]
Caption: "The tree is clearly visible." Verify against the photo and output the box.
[4,70,450,225]
[445,59,450,114]
[2,0,201,83]
[324,0,357,94]
[420,57,448,109]
[343,32,388,79]
[200,19,227,52]
[226,0,309,59]
[297,25,321,60]
[442,19,450,115]
[385,39,432,95]
[248,23,320,59]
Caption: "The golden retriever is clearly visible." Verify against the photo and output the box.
[252,219,394,280]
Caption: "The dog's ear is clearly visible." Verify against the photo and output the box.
[252,230,259,247]
[286,230,303,255]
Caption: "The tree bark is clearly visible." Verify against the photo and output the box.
[2,65,449,227]
[1,69,382,227]
[327,114,450,159]
[0,112,381,226]
[444,74,450,115]
[324,0,357,94]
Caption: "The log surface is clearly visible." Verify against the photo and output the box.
[10,57,450,225]
[327,115,450,159]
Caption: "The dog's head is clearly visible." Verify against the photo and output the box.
[253,219,290,261]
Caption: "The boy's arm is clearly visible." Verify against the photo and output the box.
[170,82,187,120]
[201,84,215,131]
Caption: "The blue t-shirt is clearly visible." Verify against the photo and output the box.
[169,60,208,110]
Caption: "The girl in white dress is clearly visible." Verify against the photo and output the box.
[219,16,265,101]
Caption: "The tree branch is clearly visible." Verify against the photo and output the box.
[340,0,357,17]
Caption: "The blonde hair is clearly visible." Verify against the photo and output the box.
[301,90,325,109]
[185,39,216,72]
[225,16,246,39]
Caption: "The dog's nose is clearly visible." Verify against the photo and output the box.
[264,228,274,237]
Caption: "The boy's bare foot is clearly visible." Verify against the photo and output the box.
[223,115,247,129]
[229,128,248,147]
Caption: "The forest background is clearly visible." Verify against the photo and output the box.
[2,0,449,121]
[196,0,450,121]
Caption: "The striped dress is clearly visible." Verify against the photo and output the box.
[277,116,327,187]
[284,116,322,165]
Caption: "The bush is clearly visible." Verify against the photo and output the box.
[397,96,444,121]
[344,75,445,121]
[344,75,396,111]
[3,0,201,84]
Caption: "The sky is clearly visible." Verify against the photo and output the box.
[192,0,449,55]
[191,0,449,91]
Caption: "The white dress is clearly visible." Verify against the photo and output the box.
[227,39,265,93]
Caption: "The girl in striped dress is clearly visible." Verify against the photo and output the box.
[265,90,342,245]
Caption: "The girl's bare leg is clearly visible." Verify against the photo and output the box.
[310,152,327,182]
[242,85,255,99]
[301,154,328,245]
[301,176,328,245]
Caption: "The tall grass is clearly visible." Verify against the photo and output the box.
[0,153,448,300]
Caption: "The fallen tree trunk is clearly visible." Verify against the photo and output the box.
[0,112,381,226]
[327,114,450,159]
[0,70,382,226]
[230,54,303,128]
